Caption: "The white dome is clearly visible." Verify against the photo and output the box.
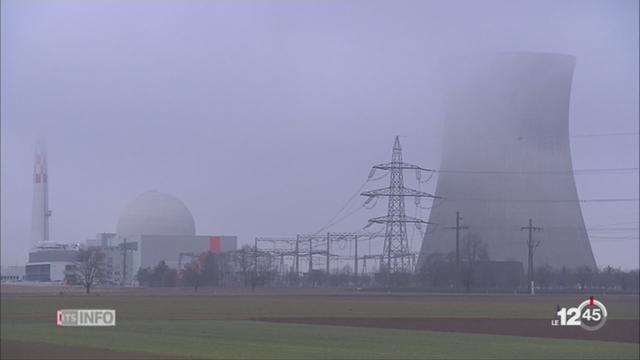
[117,190,196,237]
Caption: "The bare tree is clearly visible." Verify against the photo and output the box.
[181,262,202,292]
[460,233,489,293]
[417,252,457,289]
[216,252,234,287]
[574,266,595,291]
[234,245,253,287]
[200,252,220,287]
[74,248,106,294]
[256,252,277,287]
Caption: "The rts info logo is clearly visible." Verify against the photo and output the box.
[56,309,116,327]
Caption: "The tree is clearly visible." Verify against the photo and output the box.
[234,245,253,287]
[136,262,177,287]
[460,234,489,293]
[182,262,202,292]
[416,252,456,289]
[535,265,554,288]
[215,252,234,287]
[255,252,277,287]
[179,252,221,291]
[557,266,571,288]
[574,266,595,291]
[74,248,107,294]
[136,267,153,287]
[200,252,220,287]
[626,270,640,292]
[597,265,617,290]
[150,261,177,287]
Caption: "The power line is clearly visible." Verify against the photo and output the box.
[311,178,371,236]
[420,223,639,234]
[434,167,638,175]
[322,200,368,230]
[589,221,639,227]
[587,227,638,231]
[571,132,639,138]
[444,197,638,203]
[311,165,394,236]
[590,235,639,238]
[590,237,639,241]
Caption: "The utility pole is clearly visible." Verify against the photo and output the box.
[446,211,468,288]
[354,235,358,279]
[326,232,330,274]
[295,235,300,276]
[253,238,258,285]
[411,253,416,272]
[308,237,313,274]
[521,218,542,294]
[120,237,129,286]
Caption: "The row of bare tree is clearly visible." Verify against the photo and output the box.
[70,243,639,293]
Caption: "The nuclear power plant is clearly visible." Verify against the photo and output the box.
[23,140,236,283]
[87,190,237,284]
[15,52,601,286]
[419,52,597,270]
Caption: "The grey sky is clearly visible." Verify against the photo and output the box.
[2,0,638,269]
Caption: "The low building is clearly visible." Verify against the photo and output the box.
[25,243,80,282]
[1,265,26,282]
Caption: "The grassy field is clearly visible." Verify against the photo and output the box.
[1,286,638,359]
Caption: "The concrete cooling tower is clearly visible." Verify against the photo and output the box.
[419,52,597,270]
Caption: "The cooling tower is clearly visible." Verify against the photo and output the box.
[419,52,597,270]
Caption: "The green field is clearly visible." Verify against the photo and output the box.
[1,287,638,359]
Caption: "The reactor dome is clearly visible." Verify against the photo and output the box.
[116,190,196,237]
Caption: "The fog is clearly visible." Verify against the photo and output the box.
[2,0,638,269]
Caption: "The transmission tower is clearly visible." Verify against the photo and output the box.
[361,136,436,273]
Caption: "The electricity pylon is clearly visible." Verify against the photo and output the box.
[361,136,437,273]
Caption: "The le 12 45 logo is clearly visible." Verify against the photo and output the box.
[551,296,607,331]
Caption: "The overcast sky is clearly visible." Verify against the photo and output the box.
[2,0,638,269]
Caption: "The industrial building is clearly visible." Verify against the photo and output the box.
[419,52,597,270]
[24,140,79,282]
[23,140,236,284]
[87,190,237,284]
[25,243,80,281]
[1,266,26,282]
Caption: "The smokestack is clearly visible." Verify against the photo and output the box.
[31,138,51,247]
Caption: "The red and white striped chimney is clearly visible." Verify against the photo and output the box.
[31,138,51,247]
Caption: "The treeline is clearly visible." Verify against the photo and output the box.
[134,245,639,293]
[136,261,178,287]
[415,250,639,293]
[535,265,639,292]
[136,245,280,290]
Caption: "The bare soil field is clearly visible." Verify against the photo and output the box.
[259,317,640,343]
